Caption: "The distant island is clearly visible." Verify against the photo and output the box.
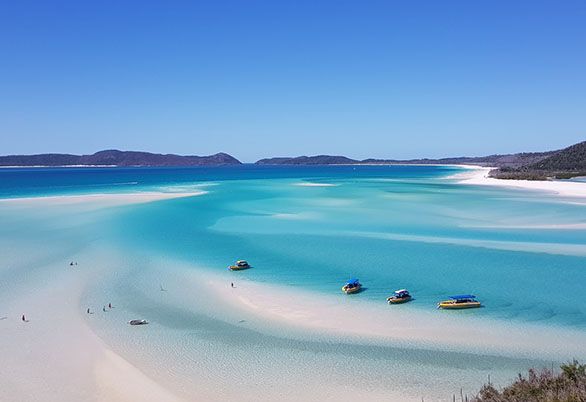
[255,152,554,168]
[256,140,586,180]
[256,155,359,165]
[2,141,584,180]
[0,150,241,167]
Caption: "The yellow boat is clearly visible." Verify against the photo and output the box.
[228,260,251,271]
[342,278,362,294]
[437,294,481,309]
[387,289,412,304]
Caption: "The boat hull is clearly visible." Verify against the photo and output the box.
[387,296,412,304]
[229,265,250,271]
[342,285,362,294]
[438,301,481,309]
[129,319,148,325]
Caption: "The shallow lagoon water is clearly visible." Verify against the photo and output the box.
[1,165,586,400]
[99,167,586,328]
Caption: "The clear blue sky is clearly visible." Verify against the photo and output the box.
[1,0,585,162]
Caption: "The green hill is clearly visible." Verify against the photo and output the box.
[0,150,241,167]
[526,141,586,172]
[491,140,586,180]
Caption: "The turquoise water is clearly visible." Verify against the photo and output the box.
[112,173,586,328]
[2,165,586,400]
[3,165,586,328]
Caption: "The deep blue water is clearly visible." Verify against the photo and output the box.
[0,164,455,198]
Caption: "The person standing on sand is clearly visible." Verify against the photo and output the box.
[108,303,112,309]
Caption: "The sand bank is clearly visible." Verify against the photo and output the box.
[0,191,206,208]
[203,275,586,361]
[0,248,182,402]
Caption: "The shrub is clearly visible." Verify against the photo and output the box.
[472,361,586,402]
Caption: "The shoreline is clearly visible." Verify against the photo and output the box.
[455,165,586,198]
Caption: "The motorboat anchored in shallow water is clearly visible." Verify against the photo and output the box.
[129,319,149,325]
[437,294,481,309]
[229,260,251,271]
[387,289,412,304]
[342,278,362,294]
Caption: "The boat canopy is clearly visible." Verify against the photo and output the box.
[449,294,476,300]
[346,278,360,285]
[395,289,408,294]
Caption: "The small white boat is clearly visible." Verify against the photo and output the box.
[129,319,149,325]
[387,289,412,304]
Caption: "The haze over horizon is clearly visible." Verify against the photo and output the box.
[1,1,585,162]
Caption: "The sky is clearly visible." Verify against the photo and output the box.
[0,0,585,162]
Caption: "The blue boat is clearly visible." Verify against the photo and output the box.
[342,278,362,294]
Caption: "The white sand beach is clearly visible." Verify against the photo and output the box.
[457,166,586,198]
[0,246,182,402]
[203,275,586,361]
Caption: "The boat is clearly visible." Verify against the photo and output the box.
[387,289,412,304]
[342,278,362,294]
[437,294,481,309]
[128,319,149,325]
[229,260,251,271]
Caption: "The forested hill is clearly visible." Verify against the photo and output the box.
[0,150,242,167]
[255,152,554,168]
[526,141,586,172]
[256,155,358,165]
[491,141,586,180]
[3,140,584,180]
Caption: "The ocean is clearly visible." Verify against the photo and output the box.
[1,164,585,401]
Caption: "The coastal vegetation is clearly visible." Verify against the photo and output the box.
[255,141,585,181]
[472,360,586,402]
[490,141,586,180]
[258,141,586,181]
